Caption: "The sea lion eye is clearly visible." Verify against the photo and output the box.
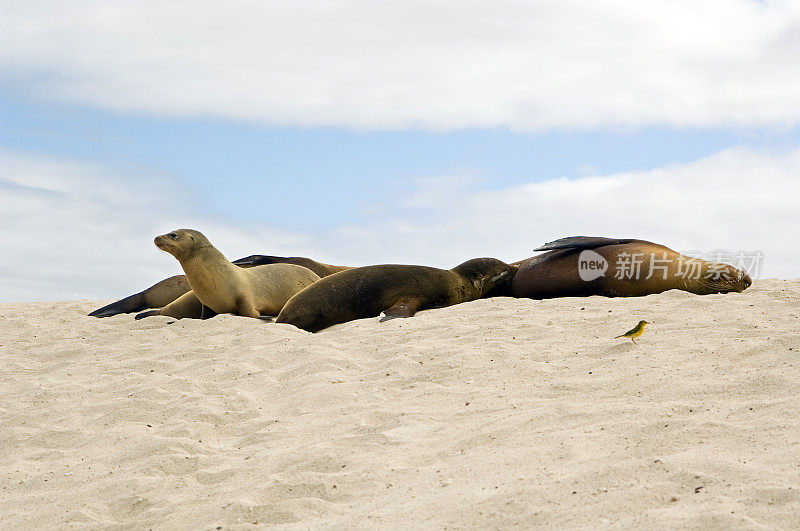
[169,232,178,240]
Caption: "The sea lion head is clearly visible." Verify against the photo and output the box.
[154,229,211,260]
[697,262,752,294]
[451,257,519,296]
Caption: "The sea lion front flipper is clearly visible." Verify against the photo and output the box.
[533,236,637,252]
[157,290,204,319]
[200,305,218,320]
[135,310,161,320]
[379,297,424,322]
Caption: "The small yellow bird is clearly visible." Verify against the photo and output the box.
[615,320,651,344]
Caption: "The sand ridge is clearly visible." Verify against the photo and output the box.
[1,279,799,528]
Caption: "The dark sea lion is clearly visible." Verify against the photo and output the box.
[232,255,351,278]
[134,229,320,320]
[510,236,752,299]
[89,254,348,318]
[88,275,191,317]
[275,258,517,332]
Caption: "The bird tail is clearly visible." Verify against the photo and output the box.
[614,334,625,339]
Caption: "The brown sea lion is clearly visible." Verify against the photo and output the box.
[275,258,517,332]
[89,254,348,317]
[134,229,320,320]
[140,290,205,320]
[510,236,752,299]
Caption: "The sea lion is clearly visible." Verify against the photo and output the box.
[137,289,205,320]
[88,275,191,317]
[89,254,348,317]
[510,236,752,299]
[231,255,351,278]
[134,229,320,320]
[275,258,517,332]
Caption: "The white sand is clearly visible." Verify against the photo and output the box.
[2,279,799,528]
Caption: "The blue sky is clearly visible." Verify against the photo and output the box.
[1,1,799,301]
[4,90,798,228]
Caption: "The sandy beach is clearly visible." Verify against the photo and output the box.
[2,279,799,528]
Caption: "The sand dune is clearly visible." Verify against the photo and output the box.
[2,279,799,528]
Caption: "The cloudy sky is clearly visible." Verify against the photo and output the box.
[1,0,799,302]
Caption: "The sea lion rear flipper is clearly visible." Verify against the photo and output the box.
[231,255,282,267]
[89,292,147,317]
[88,274,191,317]
[380,297,423,322]
[533,236,637,252]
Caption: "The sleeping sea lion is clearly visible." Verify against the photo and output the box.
[89,254,347,317]
[275,258,517,332]
[510,236,752,299]
[134,229,320,320]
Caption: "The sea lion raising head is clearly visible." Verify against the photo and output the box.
[90,253,347,318]
[136,229,320,319]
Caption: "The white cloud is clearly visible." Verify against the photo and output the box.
[334,147,799,279]
[0,150,311,301]
[2,0,800,130]
[1,145,795,302]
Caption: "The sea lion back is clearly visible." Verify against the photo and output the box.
[245,263,320,315]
